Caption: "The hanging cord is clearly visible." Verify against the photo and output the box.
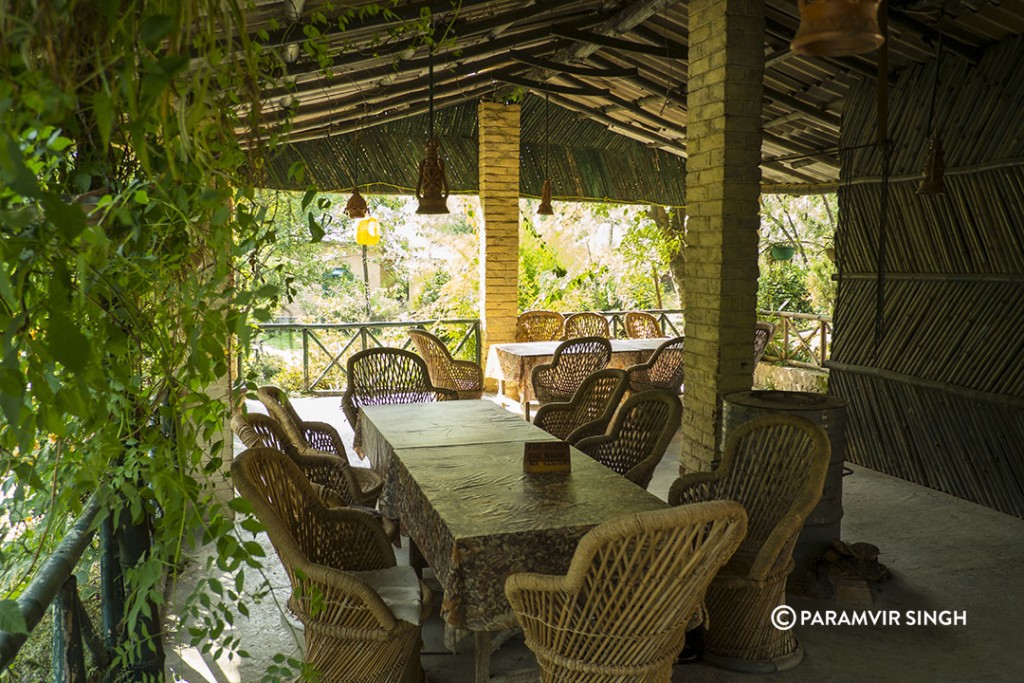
[428,41,435,140]
[544,91,550,178]
[925,31,944,138]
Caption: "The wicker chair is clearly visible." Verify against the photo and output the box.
[668,414,831,672]
[625,336,685,394]
[341,348,458,457]
[624,311,662,339]
[532,369,629,445]
[574,390,682,489]
[231,412,374,505]
[516,310,565,342]
[563,311,610,339]
[753,321,776,366]
[407,328,483,400]
[256,385,382,503]
[530,337,612,418]
[232,448,429,683]
[506,500,748,683]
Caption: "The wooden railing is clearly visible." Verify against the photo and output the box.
[253,318,481,395]
[0,495,162,681]
[759,310,832,369]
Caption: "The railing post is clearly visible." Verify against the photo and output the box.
[474,320,481,367]
[302,328,309,392]
[119,512,164,679]
[100,514,124,654]
[52,577,86,683]
[820,320,829,366]
[782,315,791,363]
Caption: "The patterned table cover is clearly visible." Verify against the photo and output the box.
[484,337,670,403]
[382,426,668,634]
[359,400,560,516]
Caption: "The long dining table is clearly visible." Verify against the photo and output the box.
[484,337,670,417]
[358,400,669,682]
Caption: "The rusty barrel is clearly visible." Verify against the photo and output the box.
[722,390,847,578]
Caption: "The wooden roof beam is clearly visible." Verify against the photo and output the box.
[552,26,687,59]
[886,8,982,64]
[509,51,639,78]
[761,132,840,169]
[543,91,688,157]
[490,73,610,97]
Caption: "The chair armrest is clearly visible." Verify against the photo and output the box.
[432,385,460,401]
[451,360,484,387]
[667,472,719,506]
[300,420,348,456]
[623,452,665,490]
[564,418,608,445]
[748,512,804,582]
[293,449,364,506]
[315,506,397,571]
[292,559,401,631]
[351,468,384,506]
[504,571,574,627]
[573,433,612,455]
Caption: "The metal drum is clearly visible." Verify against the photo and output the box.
[722,390,848,579]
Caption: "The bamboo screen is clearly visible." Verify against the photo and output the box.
[830,36,1024,516]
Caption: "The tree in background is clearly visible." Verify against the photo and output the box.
[758,194,837,314]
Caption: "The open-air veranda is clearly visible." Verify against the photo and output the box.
[3,1,1024,682]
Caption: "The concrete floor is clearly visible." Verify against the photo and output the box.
[165,395,1024,683]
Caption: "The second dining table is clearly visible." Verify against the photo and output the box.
[484,337,671,417]
[359,399,669,682]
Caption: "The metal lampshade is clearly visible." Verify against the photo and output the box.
[344,187,368,219]
[415,137,450,214]
[917,138,946,195]
[791,0,885,57]
[537,178,554,216]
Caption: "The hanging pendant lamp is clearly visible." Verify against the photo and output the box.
[537,93,554,216]
[415,41,450,215]
[344,187,368,219]
[791,0,885,57]
[918,33,946,195]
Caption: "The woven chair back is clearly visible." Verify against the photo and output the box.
[624,311,662,339]
[532,337,612,404]
[532,368,629,442]
[577,389,682,487]
[232,448,392,572]
[343,347,444,421]
[231,411,299,458]
[506,501,747,679]
[712,414,830,564]
[516,310,565,342]
[408,328,457,390]
[629,336,686,394]
[564,311,610,339]
[753,321,776,365]
[256,385,308,446]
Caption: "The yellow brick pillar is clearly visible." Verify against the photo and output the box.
[681,0,764,472]
[478,102,520,382]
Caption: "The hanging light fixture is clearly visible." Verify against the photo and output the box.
[791,0,885,57]
[537,92,554,216]
[918,32,946,195]
[344,186,368,219]
[415,39,450,214]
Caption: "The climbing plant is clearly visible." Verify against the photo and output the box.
[0,1,436,680]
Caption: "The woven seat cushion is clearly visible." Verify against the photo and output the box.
[349,566,424,625]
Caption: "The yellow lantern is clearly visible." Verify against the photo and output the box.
[355,216,380,246]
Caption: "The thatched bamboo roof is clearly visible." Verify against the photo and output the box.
[240,0,1024,197]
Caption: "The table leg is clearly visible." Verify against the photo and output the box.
[409,538,426,579]
[475,631,492,683]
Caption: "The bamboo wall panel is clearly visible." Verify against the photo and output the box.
[831,35,1024,516]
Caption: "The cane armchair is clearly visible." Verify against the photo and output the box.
[532,369,629,445]
[506,501,747,683]
[232,448,429,683]
[624,311,662,339]
[341,348,458,458]
[574,389,682,489]
[516,310,565,342]
[563,311,610,339]
[625,336,685,394]
[530,337,612,413]
[668,413,830,671]
[256,385,383,503]
[753,321,776,366]
[407,328,483,400]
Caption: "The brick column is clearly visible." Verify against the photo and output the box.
[478,102,520,380]
[681,0,764,472]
